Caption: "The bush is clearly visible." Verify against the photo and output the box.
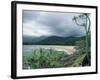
[23,48,69,69]
[74,38,91,66]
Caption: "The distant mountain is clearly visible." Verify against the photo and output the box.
[34,36,85,45]
[23,36,85,45]
[23,36,47,44]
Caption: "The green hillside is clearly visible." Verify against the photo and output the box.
[23,36,85,45]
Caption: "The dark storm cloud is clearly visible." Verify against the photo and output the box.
[23,10,85,37]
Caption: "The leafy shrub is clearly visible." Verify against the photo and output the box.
[74,38,91,66]
[23,48,69,69]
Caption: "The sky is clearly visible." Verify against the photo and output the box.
[23,10,86,37]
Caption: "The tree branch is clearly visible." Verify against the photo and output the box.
[74,19,84,26]
[87,15,91,34]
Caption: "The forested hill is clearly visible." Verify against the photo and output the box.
[23,36,85,45]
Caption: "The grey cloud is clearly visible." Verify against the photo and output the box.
[23,10,40,23]
[23,10,85,37]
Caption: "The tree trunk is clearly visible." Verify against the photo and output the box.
[85,16,89,65]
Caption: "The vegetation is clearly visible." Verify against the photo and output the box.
[23,36,85,45]
[23,13,91,69]
[23,48,69,69]
[72,13,91,66]
[23,39,90,69]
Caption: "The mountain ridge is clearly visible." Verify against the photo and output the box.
[23,36,85,45]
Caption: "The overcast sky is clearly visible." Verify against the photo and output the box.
[23,10,86,37]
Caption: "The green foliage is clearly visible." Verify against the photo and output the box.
[72,13,91,66]
[75,40,86,54]
[74,35,91,66]
[23,34,91,69]
[23,48,69,69]
[23,36,85,45]
[60,35,91,67]
[72,53,87,67]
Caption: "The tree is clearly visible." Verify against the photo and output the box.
[72,13,91,65]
